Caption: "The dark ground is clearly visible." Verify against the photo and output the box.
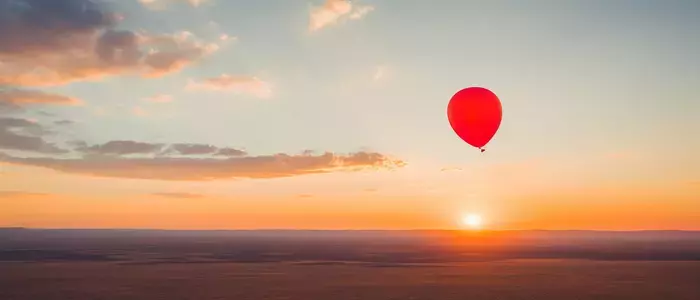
[1,228,699,299]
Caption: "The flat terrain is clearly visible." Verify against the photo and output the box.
[1,260,699,300]
[1,229,698,299]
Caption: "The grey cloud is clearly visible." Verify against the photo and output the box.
[75,141,248,158]
[215,147,247,157]
[0,0,118,56]
[77,140,165,156]
[0,117,66,153]
[0,0,219,87]
[54,120,75,126]
[167,143,218,155]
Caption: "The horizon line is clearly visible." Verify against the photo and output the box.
[2,227,698,233]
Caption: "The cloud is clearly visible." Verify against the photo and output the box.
[309,0,374,32]
[74,141,247,158]
[0,1,220,87]
[54,120,75,126]
[139,0,210,10]
[349,5,374,20]
[309,0,352,31]
[440,166,463,172]
[0,117,67,154]
[0,150,406,181]
[215,147,247,157]
[132,106,147,117]
[0,88,82,106]
[162,143,247,157]
[166,143,219,155]
[0,88,82,114]
[151,192,204,199]
[75,140,165,156]
[0,191,48,198]
[186,74,272,98]
[144,94,173,103]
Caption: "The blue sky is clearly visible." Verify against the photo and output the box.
[39,0,697,162]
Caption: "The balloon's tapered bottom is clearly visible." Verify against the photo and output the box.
[480,148,486,153]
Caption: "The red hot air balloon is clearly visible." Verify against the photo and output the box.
[447,87,502,152]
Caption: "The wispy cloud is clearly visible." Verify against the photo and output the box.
[309,0,374,32]
[144,94,174,103]
[139,0,211,10]
[54,120,75,126]
[132,106,147,117]
[349,5,374,20]
[0,148,406,181]
[151,192,205,199]
[0,191,48,198]
[74,141,248,158]
[440,166,463,172]
[186,74,272,98]
[0,117,67,154]
[165,143,219,155]
[215,147,248,157]
[0,88,82,114]
[75,140,165,156]
[0,88,82,106]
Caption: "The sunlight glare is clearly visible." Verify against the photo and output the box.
[462,214,483,229]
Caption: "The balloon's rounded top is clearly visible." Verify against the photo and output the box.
[447,87,502,150]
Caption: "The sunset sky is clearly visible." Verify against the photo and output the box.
[1,0,698,230]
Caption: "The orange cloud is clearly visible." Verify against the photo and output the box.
[309,0,374,32]
[144,94,174,103]
[152,192,205,199]
[309,0,352,31]
[0,149,405,181]
[0,191,48,198]
[132,106,147,117]
[0,88,81,106]
[186,74,272,98]
[0,1,220,87]
[440,167,463,172]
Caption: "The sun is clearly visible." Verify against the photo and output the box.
[461,214,483,229]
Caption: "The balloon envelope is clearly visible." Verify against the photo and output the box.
[447,87,502,149]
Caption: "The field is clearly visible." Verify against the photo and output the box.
[1,229,698,300]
